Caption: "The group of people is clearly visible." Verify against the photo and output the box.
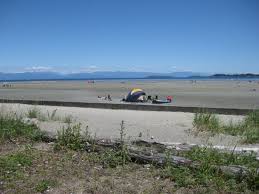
[1,83,12,88]
[122,94,172,103]
[97,94,112,101]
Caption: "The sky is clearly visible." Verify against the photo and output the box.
[0,0,259,74]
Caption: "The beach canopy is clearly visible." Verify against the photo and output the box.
[125,88,146,102]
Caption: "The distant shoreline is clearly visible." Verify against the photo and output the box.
[1,77,259,82]
[1,72,259,82]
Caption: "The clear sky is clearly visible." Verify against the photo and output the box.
[0,0,259,73]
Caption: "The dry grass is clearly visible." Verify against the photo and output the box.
[0,109,259,193]
[1,140,258,194]
[0,141,178,194]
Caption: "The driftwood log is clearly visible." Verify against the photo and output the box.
[39,133,258,178]
[93,139,257,178]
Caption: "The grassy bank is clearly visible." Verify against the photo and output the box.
[193,110,259,143]
[0,112,45,142]
[0,109,259,193]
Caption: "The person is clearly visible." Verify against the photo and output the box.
[166,96,173,102]
[138,95,144,102]
[107,94,112,101]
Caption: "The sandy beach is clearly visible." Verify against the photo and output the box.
[1,79,259,109]
[1,103,250,147]
[1,80,258,146]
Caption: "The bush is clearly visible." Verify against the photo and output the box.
[27,107,40,119]
[0,113,44,141]
[101,149,129,168]
[244,110,259,128]
[100,121,130,168]
[55,123,89,151]
[27,107,60,121]
[193,110,259,143]
[161,147,259,192]
[193,112,220,133]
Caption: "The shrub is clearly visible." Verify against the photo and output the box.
[55,123,89,151]
[161,146,259,192]
[193,112,220,133]
[100,121,130,167]
[27,107,47,121]
[193,110,259,143]
[244,110,259,128]
[0,113,44,141]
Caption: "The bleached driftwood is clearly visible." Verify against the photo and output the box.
[91,140,255,178]
[37,133,258,178]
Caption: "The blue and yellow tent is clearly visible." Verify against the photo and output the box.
[125,88,146,102]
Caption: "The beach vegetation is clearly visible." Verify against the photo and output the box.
[1,107,258,193]
[0,151,33,184]
[27,107,47,121]
[193,111,220,132]
[193,110,259,143]
[46,109,59,121]
[54,123,86,151]
[101,120,130,167]
[35,179,57,193]
[63,114,73,124]
[27,107,61,121]
[161,146,259,192]
[0,111,44,141]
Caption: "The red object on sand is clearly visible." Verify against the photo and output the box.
[166,96,173,102]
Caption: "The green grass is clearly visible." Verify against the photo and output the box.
[55,123,89,151]
[161,146,259,192]
[35,179,57,193]
[55,121,131,168]
[63,114,73,124]
[101,149,130,168]
[26,107,48,121]
[27,107,61,121]
[244,110,259,127]
[0,151,33,182]
[0,112,45,141]
[27,107,41,119]
[193,110,259,143]
[193,111,220,132]
[1,109,258,193]
[101,121,131,168]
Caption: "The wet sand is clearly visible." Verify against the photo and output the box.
[0,80,259,109]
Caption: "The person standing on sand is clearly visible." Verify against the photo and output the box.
[107,94,112,101]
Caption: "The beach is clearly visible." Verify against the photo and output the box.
[1,79,259,109]
[1,103,251,147]
[1,79,258,146]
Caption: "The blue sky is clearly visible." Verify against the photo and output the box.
[0,0,258,73]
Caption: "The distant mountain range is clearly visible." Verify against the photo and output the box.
[0,71,258,81]
[0,71,208,81]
